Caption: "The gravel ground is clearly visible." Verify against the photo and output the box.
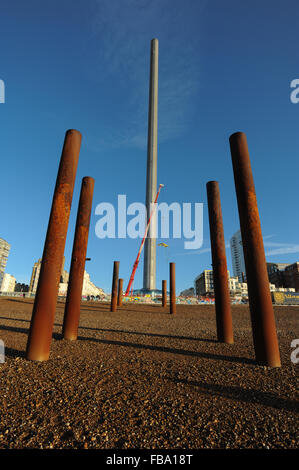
[0,297,298,449]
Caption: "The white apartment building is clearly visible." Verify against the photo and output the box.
[29,258,42,293]
[0,238,11,288]
[57,271,104,297]
[82,271,104,297]
[29,257,68,293]
[29,257,104,298]
[230,230,246,282]
[1,273,16,292]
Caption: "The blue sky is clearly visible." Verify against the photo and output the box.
[0,0,298,293]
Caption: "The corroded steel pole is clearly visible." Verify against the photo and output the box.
[117,278,123,307]
[26,129,82,361]
[206,181,233,344]
[111,261,120,312]
[229,132,281,367]
[169,263,176,314]
[62,176,95,340]
[162,279,167,308]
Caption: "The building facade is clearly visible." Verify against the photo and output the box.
[29,258,42,293]
[266,262,290,287]
[194,270,217,296]
[58,270,104,297]
[0,238,11,288]
[194,269,291,298]
[267,262,299,292]
[82,271,104,297]
[1,273,16,292]
[29,256,67,293]
[283,263,299,292]
[228,276,248,296]
[230,230,246,282]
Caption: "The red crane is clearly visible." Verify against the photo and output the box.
[125,183,164,297]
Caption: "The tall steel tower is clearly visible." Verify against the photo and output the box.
[143,38,158,291]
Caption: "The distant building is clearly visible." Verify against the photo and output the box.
[180,287,195,297]
[1,273,16,292]
[82,271,104,297]
[266,262,290,287]
[194,269,291,298]
[269,283,295,293]
[195,270,252,297]
[267,262,290,272]
[267,262,299,292]
[228,276,248,296]
[60,267,69,284]
[29,256,67,293]
[29,258,42,293]
[29,257,104,297]
[194,270,220,296]
[283,263,299,292]
[0,238,10,287]
[230,230,246,282]
[58,270,104,297]
[58,282,68,296]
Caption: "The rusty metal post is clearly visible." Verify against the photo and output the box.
[206,181,234,344]
[169,263,176,314]
[162,280,167,307]
[117,278,123,307]
[110,261,119,312]
[229,132,281,367]
[62,176,95,341]
[26,129,82,361]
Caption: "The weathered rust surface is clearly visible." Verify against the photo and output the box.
[207,181,234,344]
[110,261,120,312]
[62,176,95,341]
[229,131,281,367]
[169,263,176,314]
[26,129,82,361]
[162,279,167,308]
[117,278,123,307]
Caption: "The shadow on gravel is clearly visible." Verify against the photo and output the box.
[0,324,29,334]
[0,316,217,343]
[0,324,61,339]
[0,321,253,365]
[3,346,26,359]
[0,298,33,304]
[166,377,299,412]
[0,316,30,322]
[78,326,218,343]
[76,335,255,365]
